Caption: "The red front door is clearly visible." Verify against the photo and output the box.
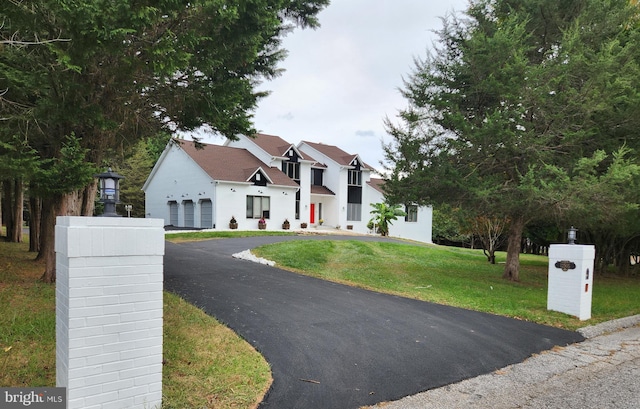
[310,203,315,224]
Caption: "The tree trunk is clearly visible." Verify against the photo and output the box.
[2,180,13,240]
[81,182,98,216]
[38,191,87,282]
[483,249,496,264]
[29,195,42,253]
[38,194,70,283]
[11,178,24,243]
[502,215,525,281]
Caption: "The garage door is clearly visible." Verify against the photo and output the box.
[183,200,194,227]
[200,199,213,228]
[168,201,178,226]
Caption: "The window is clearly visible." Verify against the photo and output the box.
[405,205,418,222]
[312,168,323,186]
[246,195,270,219]
[283,162,300,181]
[347,203,361,221]
[347,185,362,221]
[348,169,361,186]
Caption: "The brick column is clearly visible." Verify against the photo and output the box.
[55,216,164,409]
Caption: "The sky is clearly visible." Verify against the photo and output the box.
[204,0,469,173]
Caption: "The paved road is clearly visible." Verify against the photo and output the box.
[164,236,584,409]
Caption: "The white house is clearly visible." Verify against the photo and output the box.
[143,134,432,243]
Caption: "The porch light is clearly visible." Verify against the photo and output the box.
[567,226,577,244]
[95,168,124,217]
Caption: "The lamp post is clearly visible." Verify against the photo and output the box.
[567,226,578,244]
[95,168,124,217]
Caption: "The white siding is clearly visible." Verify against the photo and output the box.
[144,144,214,227]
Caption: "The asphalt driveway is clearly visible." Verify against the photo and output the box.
[164,236,584,409]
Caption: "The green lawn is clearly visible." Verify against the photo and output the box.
[253,240,640,330]
[165,230,296,243]
[0,240,271,409]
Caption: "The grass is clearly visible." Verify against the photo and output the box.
[0,240,271,408]
[162,293,271,409]
[0,242,55,387]
[253,240,640,330]
[165,230,296,243]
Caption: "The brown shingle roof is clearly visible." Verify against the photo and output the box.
[310,185,335,195]
[367,178,386,194]
[177,140,299,187]
[301,141,372,169]
[302,141,354,165]
[251,133,293,157]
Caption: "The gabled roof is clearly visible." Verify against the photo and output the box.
[245,167,274,184]
[251,133,292,157]
[301,141,372,170]
[178,140,298,187]
[252,133,318,163]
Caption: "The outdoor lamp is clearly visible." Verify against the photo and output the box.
[95,168,124,217]
[567,226,578,244]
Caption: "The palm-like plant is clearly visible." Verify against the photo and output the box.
[369,202,406,236]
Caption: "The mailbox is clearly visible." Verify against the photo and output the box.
[547,244,595,320]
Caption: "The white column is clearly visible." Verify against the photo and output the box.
[56,216,164,409]
[547,244,595,320]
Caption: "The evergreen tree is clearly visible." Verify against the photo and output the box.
[0,0,328,282]
[384,0,640,280]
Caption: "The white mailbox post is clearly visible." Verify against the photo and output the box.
[547,243,595,320]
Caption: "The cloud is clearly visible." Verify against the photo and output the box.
[355,130,376,138]
[278,112,294,121]
[250,0,469,166]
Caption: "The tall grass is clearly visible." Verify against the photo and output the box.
[254,240,640,330]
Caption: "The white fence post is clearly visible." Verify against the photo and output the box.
[55,216,164,409]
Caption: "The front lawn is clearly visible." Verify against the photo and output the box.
[253,240,640,330]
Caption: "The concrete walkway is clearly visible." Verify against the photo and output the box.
[368,315,640,409]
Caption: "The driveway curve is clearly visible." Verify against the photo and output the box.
[164,235,584,409]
